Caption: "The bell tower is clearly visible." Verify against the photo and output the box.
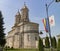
[15,10,21,26]
[21,3,29,22]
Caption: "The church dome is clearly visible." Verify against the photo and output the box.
[15,10,21,16]
[21,3,29,11]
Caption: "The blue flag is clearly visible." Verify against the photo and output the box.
[45,18,49,32]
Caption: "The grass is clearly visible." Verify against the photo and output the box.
[4,48,58,51]
[4,48,38,51]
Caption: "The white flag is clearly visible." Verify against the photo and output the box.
[49,15,55,26]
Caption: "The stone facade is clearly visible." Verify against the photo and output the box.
[6,4,39,48]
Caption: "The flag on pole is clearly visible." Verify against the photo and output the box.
[49,15,55,26]
[45,18,49,32]
[42,15,55,32]
[42,18,49,32]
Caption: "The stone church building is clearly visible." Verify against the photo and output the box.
[6,4,39,48]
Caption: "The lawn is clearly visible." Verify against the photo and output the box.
[4,48,58,51]
[4,48,38,51]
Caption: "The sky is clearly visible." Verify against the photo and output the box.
[0,0,60,37]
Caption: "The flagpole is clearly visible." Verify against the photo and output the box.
[46,4,52,51]
[43,0,60,51]
[45,0,55,51]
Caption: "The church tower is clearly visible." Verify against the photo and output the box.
[15,10,21,26]
[20,3,29,22]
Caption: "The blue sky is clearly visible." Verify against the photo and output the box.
[0,0,60,37]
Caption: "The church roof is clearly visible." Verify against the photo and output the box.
[16,10,21,16]
[21,3,29,10]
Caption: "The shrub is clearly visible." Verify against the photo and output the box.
[45,36,50,48]
[38,37,44,51]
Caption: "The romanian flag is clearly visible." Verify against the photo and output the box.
[42,18,49,32]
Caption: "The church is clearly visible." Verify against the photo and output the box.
[6,4,39,48]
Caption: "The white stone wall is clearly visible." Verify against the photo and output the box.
[24,23,39,32]
[6,22,39,48]
[13,34,20,48]
[24,33,38,48]
[7,37,13,48]
[7,29,15,47]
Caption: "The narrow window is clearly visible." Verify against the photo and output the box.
[27,35,29,41]
[35,37,37,40]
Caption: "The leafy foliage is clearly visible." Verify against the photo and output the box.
[52,37,57,48]
[38,37,44,51]
[45,36,50,48]
[57,38,60,49]
[0,11,6,47]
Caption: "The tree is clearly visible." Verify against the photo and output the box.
[45,36,50,48]
[51,37,53,47]
[38,37,44,51]
[0,11,6,47]
[57,38,60,50]
[52,37,57,48]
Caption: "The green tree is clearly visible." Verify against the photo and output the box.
[51,37,53,47]
[52,37,57,48]
[57,38,60,50]
[45,36,50,48]
[38,37,44,51]
[0,11,6,47]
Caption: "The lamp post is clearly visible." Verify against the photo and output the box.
[45,0,60,51]
[45,0,54,51]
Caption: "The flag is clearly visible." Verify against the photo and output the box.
[49,15,55,26]
[45,18,49,32]
[42,15,55,32]
[42,18,49,32]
